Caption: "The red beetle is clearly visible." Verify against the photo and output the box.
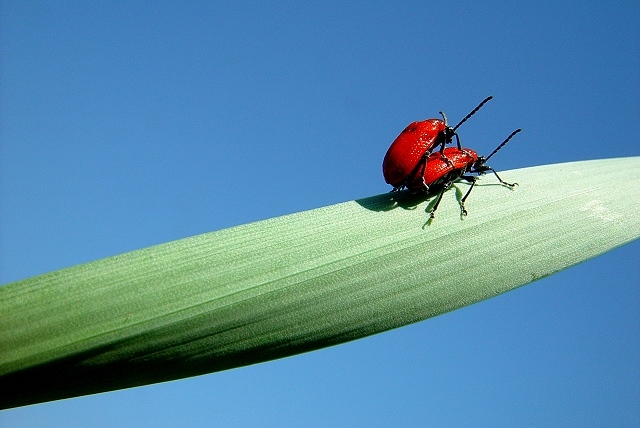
[422,129,521,218]
[383,96,493,191]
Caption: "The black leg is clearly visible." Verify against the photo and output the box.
[429,183,452,218]
[459,176,477,216]
[417,155,429,191]
[403,151,432,192]
[437,132,455,166]
[489,168,518,187]
[437,134,448,155]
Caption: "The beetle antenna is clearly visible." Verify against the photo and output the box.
[452,96,493,131]
[485,129,521,161]
[439,111,448,125]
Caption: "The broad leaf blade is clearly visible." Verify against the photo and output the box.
[1,157,639,409]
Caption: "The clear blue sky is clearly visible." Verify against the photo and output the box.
[1,1,639,426]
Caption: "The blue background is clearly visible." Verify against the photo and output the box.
[1,1,639,426]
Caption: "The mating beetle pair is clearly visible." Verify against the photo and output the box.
[382,96,520,218]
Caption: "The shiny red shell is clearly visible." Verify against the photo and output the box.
[415,147,478,191]
[382,118,447,188]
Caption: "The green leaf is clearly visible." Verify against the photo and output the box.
[1,157,639,409]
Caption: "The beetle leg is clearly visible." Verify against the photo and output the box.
[459,176,477,216]
[404,152,431,192]
[436,126,455,165]
[429,189,445,219]
[437,132,455,166]
[429,182,452,218]
[454,131,462,150]
[417,156,430,192]
[439,152,454,167]
[488,168,518,188]
[421,177,430,192]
